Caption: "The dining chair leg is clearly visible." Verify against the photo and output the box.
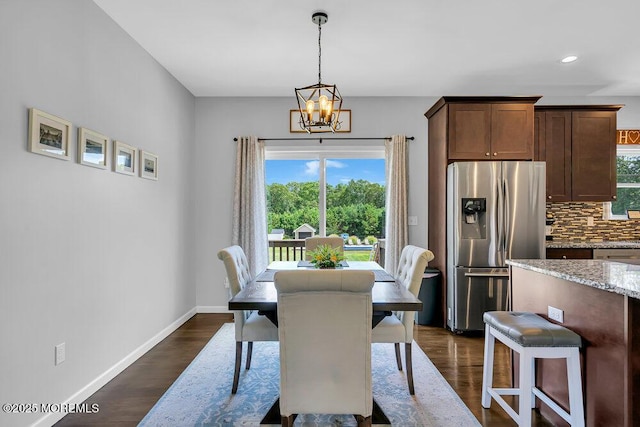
[355,414,372,427]
[394,343,402,370]
[405,342,415,395]
[246,341,253,370]
[232,341,242,394]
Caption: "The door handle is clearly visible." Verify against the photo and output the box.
[464,272,510,278]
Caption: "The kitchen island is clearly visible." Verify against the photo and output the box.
[506,259,640,427]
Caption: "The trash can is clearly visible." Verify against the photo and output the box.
[417,268,442,326]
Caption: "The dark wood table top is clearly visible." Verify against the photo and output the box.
[228,261,422,312]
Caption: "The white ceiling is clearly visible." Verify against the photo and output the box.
[93,0,640,98]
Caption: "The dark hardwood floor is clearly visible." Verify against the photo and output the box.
[56,313,551,426]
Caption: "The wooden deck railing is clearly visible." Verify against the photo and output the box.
[269,239,306,261]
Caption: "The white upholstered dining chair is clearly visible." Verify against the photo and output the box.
[217,245,279,394]
[371,245,435,395]
[304,236,344,260]
[274,269,375,427]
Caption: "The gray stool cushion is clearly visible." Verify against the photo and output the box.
[483,311,582,348]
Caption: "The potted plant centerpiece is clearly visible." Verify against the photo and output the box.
[307,244,345,269]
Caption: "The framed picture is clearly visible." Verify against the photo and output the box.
[289,109,351,133]
[113,140,136,175]
[28,108,72,160]
[78,127,108,169]
[627,210,640,219]
[140,150,158,180]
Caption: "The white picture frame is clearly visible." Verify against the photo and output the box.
[113,140,136,175]
[28,108,72,160]
[78,127,109,169]
[140,150,158,180]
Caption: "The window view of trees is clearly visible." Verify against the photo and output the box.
[267,179,385,239]
[611,152,640,216]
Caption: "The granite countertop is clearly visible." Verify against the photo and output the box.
[506,259,640,299]
[546,240,640,249]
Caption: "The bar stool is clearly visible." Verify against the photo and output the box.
[481,311,584,427]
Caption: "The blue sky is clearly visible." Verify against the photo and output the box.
[266,159,385,186]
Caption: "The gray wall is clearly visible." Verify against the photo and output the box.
[0,1,195,426]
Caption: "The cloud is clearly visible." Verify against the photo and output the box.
[326,160,346,169]
[304,159,347,176]
[304,161,319,176]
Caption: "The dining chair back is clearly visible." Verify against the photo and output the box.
[274,269,375,426]
[304,236,344,260]
[371,245,435,394]
[217,245,278,394]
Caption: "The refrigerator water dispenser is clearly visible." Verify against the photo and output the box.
[461,198,486,239]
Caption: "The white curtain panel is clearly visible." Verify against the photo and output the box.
[232,136,269,277]
[384,134,409,274]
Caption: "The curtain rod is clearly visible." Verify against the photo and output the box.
[233,136,415,143]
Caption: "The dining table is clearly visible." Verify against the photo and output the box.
[228,260,423,425]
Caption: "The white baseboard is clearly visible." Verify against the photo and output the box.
[197,305,231,313]
[31,307,197,427]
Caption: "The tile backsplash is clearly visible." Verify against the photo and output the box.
[547,202,640,241]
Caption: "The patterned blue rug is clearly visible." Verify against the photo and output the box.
[139,323,480,426]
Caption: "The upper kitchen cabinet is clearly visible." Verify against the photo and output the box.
[426,96,541,161]
[535,105,623,202]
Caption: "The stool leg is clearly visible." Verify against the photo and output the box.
[566,348,585,427]
[481,324,495,408]
[530,357,536,409]
[518,349,533,427]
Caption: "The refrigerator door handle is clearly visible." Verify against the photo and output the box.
[503,174,511,259]
[495,169,504,264]
[464,272,510,278]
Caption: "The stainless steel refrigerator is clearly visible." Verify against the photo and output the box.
[446,161,545,332]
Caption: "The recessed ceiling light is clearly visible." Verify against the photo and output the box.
[561,55,578,63]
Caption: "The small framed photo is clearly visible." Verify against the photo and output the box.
[627,210,640,219]
[113,140,136,175]
[78,127,108,169]
[140,150,158,180]
[28,108,72,160]
[289,109,351,133]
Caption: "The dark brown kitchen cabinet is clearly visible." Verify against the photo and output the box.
[535,105,622,202]
[424,96,541,326]
[448,101,537,160]
[546,248,593,259]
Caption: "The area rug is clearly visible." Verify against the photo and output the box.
[139,323,480,426]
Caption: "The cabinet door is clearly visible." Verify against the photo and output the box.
[546,248,593,259]
[448,104,491,160]
[544,111,572,202]
[571,111,617,201]
[490,103,534,159]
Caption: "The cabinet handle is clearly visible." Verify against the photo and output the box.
[612,195,617,200]
[493,152,497,156]
[548,195,552,199]
[562,255,567,259]
[485,152,490,156]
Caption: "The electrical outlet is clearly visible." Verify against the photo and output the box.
[408,216,418,226]
[55,343,65,365]
[548,306,564,323]
[223,277,229,289]
[587,216,594,227]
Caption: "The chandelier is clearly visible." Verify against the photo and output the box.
[295,12,343,133]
